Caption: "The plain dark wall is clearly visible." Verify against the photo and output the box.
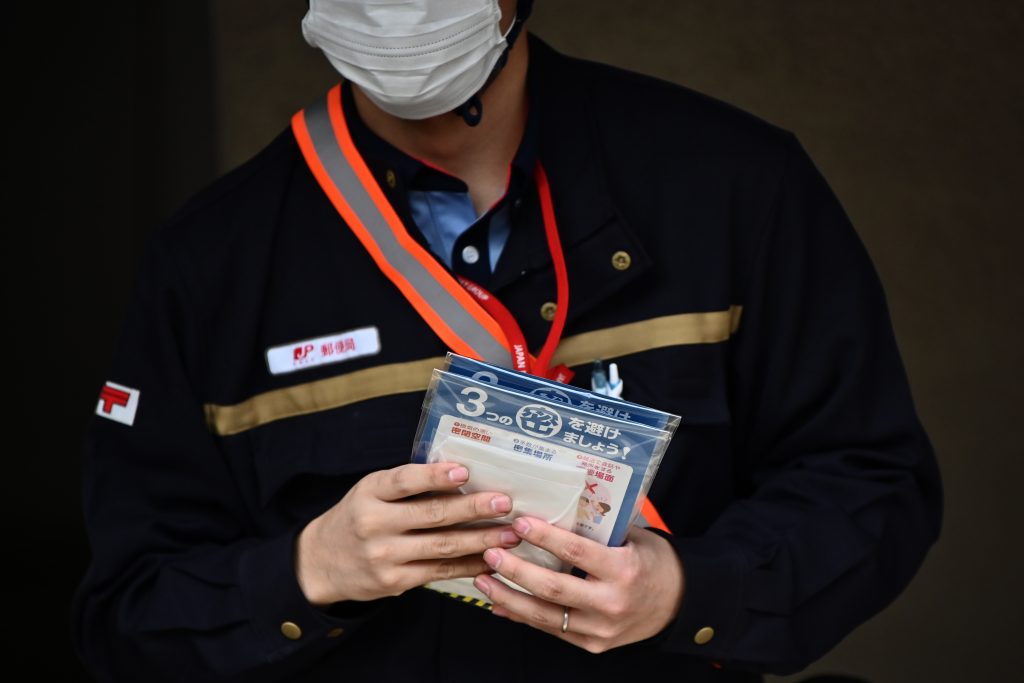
[12,1,1019,681]
[5,2,215,679]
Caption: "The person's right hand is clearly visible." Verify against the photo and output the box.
[295,462,520,605]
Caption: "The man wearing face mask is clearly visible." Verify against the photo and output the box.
[72,1,941,682]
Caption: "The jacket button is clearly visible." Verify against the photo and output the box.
[540,302,557,321]
[694,626,715,645]
[611,250,632,271]
[326,627,345,638]
[385,169,397,188]
[280,621,303,640]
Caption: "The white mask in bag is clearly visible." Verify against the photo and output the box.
[302,0,515,121]
[435,437,587,579]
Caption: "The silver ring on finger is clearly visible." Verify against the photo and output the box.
[561,606,571,633]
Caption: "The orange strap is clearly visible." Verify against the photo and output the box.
[292,85,509,362]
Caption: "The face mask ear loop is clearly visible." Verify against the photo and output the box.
[502,0,533,51]
[457,95,484,126]
[454,1,533,127]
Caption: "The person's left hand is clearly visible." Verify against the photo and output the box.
[472,516,685,653]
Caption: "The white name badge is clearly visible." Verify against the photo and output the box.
[265,326,380,375]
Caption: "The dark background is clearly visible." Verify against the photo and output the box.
[7,1,1021,680]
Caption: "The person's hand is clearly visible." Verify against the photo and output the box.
[472,517,684,653]
[296,462,521,605]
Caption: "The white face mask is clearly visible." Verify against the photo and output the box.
[302,0,515,121]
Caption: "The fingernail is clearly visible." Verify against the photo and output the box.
[474,576,491,597]
[513,517,531,535]
[499,530,519,547]
[484,548,502,569]
[490,495,512,514]
[448,466,469,482]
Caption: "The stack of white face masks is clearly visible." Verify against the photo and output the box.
[440,435,586,583]
[411,353,680,607]
[302,0,515,120]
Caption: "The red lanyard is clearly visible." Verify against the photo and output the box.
[456,162,573,383]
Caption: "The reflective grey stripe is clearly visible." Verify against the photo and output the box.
[304,95,512,367]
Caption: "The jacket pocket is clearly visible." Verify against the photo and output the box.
[612,344,732,428]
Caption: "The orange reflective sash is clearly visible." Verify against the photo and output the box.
[293,85,511,364]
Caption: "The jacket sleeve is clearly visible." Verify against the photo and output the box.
[71,233,377,682]
[655,134,942,673]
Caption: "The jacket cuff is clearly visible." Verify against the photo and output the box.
[237,527,379,662]
[650,531,747,662]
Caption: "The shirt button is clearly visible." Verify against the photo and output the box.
[694,626,715,645]
[461,245,481,264]
[280,621,303,640]
[540,302,557,321]
[385,169,397,189]
[326,627,345,638]
[611,250,632,271]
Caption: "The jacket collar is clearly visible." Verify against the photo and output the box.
[491,36,652,337]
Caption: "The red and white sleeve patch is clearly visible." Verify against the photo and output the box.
[96,381,140,426]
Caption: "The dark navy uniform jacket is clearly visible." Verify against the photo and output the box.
[72,38,942,682]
